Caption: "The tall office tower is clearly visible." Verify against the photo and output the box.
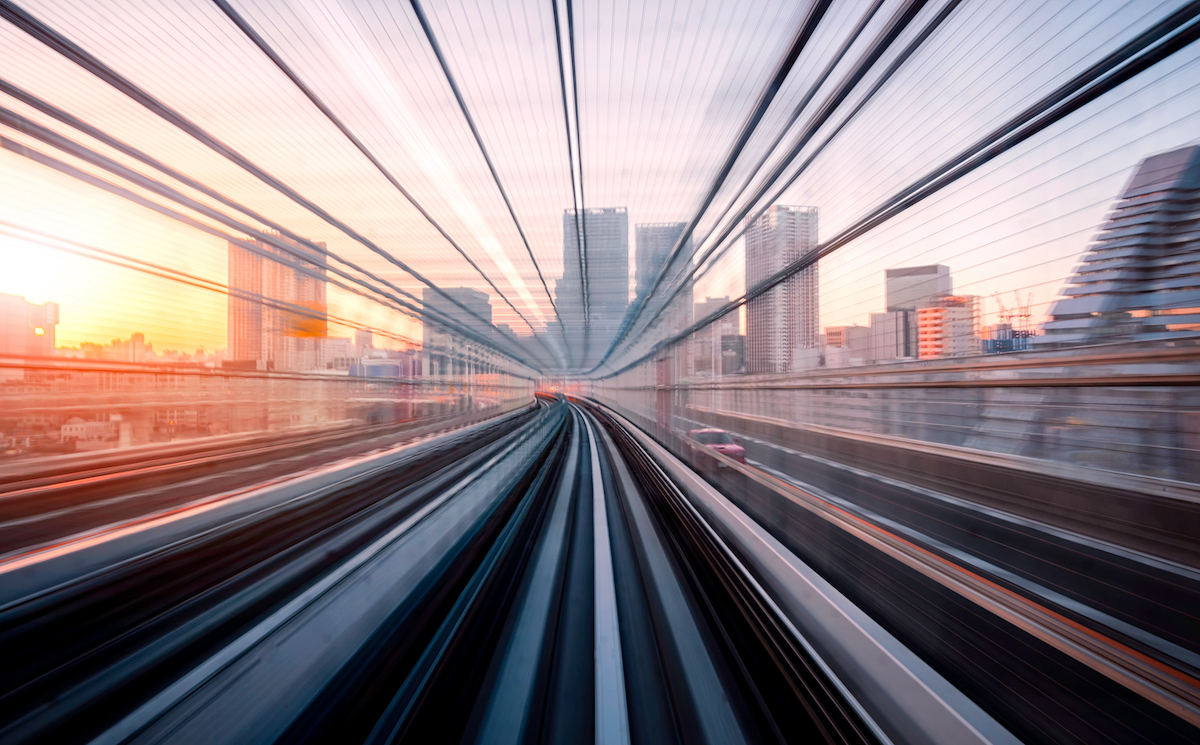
[886,265,952,311]
[0,293,58,359]
[882,265,952,358]
[557,207,629,363]
[745,205,819,374]
[720,334,745,375]
[1041,145,1200,346]
[0,293,58,381]
[693,296,738,375]
[353,328,373,357]
[227,234,327,371]
[636,222,694,339]
[825,325,870,354]
[421,287,492,376]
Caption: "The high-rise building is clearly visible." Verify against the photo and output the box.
[324,337,356,370]
[0,293,58,360]
[636,221,691,299]
[635,222,694,348]
[824,325,870,367]
[421,287,492,376]
[557,207,629,362]
[917,295,980,359]
[1,293,58,381]
[353,329,373,358]
[227,234,327,371]
[720,334,745,375]
[745,205,819,374]
[824,325,870,352]
[983,324,1035,354]
[886,265,952,312]
[421,287,492,341]
[1041,146,1200,346]
[693,296,738,375]
[106,332,153,363]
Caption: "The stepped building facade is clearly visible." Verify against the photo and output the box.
[1041,145,1200,346]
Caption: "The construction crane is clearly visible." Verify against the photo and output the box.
[1014,292,1034,334]
[992,292,1013,323]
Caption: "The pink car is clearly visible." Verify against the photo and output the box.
[688,428,746,464]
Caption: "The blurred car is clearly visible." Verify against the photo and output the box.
[688,428,746,464]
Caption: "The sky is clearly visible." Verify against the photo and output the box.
[1,0,1198,372]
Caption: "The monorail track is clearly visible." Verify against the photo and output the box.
[0,398,901,744]
[11,396,1182,744]
[0,407,531,551]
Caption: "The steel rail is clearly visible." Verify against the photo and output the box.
[584,414,631,745]
[89,404,565,745]
[359,409,570,744]
[598,400,1020,745]
[584,406,752,744]
[468,407,583,744]
[584,399,885,744]
[0,407,545,744]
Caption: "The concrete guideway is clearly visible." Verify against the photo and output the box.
[0,396,1033,745]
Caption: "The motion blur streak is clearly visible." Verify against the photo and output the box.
[2,1,1200,743]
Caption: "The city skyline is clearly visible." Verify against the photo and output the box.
[4,0,1197,370]
[6,5,1200,738]
[14,139,1199,374]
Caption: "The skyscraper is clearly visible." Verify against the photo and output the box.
[557,207,629,362]
[885,265,952,312]
[745,206,818,374]
[1041,145,1200,346]
[421,287,492,344]
[0,294,58,380]
[635,222,690,298]
[353,328,373,357]
[693,296,738,375]
[868,311,911,362]
[636,222,694,339]
[227,234,327,371]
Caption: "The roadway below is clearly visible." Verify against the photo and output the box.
[671,409,1200,744]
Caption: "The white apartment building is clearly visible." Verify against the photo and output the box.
[745,206,818,374]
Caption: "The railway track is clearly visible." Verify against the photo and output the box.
[9,396,1191,744]
[0,407,529,551]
